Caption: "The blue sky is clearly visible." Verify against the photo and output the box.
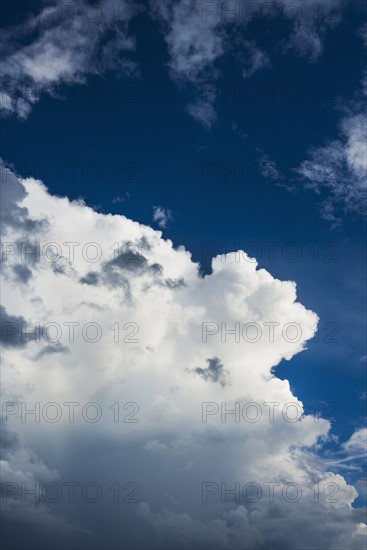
[1,1,366,548]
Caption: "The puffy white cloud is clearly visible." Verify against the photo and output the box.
[1,166,365,548]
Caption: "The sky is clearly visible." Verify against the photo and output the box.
[1,1,366,549]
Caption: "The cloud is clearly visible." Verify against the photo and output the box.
[152,205,173,228]
[33,342,70,360]
[187,356,228,387]
[281,0,341,61]
[1,305,31,348]
[11,264,32,284]
[295,112,367,221]
[79,271,99,286]
[149,0,255,126]
[319,429,367,474]
[187,97,217,128]
[0,0,138,118]
[0,1,344,124]
[112,193,129,204]
[0,422,90,549]
[343,429,367,455]
[0,160,44,234]
[149,0,343,126]
[257,151,297,194]
[259,153,283,181]
[137,485,367,550]
[1,165,366,548]
[295,23,367,222]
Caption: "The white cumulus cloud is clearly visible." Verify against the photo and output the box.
[0,163,366,548]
